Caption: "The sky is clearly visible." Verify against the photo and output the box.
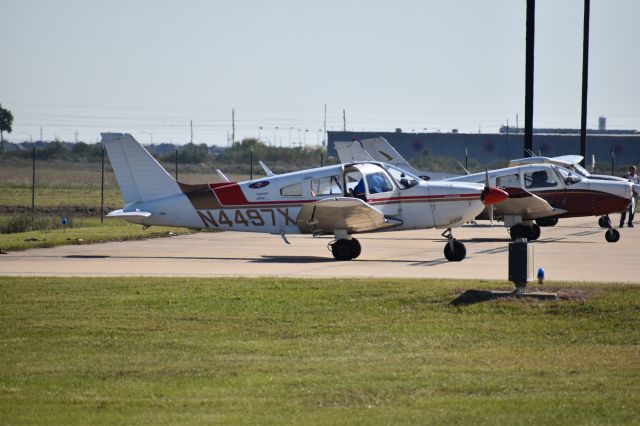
[1,0,639,146]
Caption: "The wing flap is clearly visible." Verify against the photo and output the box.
[296,197,402,234]
[492,187,566,219]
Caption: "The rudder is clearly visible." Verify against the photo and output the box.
[101,133,181,205]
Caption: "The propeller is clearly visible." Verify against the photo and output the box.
[480,168,508,225]
[485,168,494,225]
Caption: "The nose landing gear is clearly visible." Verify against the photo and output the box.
[509,223,541,241]
[442,228,466,262]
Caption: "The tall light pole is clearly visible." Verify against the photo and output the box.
[258,126,263,140]
[579,0,591,166]
[274,126,279,148]
[524,0,535,157]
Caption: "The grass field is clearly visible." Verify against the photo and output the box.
[0,277,638,424]
[0,218,193,251]
[0,160,250,210]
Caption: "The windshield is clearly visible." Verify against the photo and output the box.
[554,166,582,185]
[384,165,422,189]
[566,162,591,177]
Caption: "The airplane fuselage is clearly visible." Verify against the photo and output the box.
[122,163,489,235]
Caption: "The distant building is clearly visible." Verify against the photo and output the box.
[328,127,640,167]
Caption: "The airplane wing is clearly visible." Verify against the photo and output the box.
[334,141,375,163]
[216,169,231,182]
[492,187,566,219]
[296,197,402,235]
[258,160,276,177]
[554,155,584,164]
[359,137,459,180]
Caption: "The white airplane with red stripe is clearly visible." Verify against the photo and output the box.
[102,133,507,261]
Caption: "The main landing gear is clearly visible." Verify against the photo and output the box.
[509,223,541,241]
[536,217,558,227]
[329,238,361,261]
[598,215,611,228]
[442,228,466,262]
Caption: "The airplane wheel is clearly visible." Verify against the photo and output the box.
[605,228,620,243]
[444,239,466,262]
[536,217,558,227]
[331,239,354,261]
[509,225,529,241]
[528,224,541,241]
[598,215,611,229]
[349,238,361,259]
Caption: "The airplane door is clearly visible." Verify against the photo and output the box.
[363,166,401,216]
[343,164,401,217]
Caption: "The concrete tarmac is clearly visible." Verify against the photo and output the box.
[1,217,638,283]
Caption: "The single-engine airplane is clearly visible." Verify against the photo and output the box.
[102,133,508,261]
[335,137,636,243]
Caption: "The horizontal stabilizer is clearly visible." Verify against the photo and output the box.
[107,209,152,218]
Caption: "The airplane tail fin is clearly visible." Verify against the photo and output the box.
[101,133,182,205]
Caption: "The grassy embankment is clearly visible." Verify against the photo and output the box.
[0,277,638,424]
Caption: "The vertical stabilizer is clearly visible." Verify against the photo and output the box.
[101,133,182,205]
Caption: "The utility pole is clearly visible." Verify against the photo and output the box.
[190,120,193,144]
[524,0,535,157]
[579,0,591,166]
[101,142,105,223]
[343,109,346,132]
[31,135,35,224]
[232,109,235,145]
[323,103,327,148]
[249,145,253,180]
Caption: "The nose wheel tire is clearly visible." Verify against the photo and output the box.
[605,228,620,243]
[444,239,466,262]
[330,238,361,261]
[509,224,541,241]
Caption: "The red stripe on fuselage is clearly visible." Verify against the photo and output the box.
[207,186,480,208]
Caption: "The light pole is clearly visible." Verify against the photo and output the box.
[274,126,279,148]
[21,132,35,224]
[288,127,293,147]
[304,129,309,146]
[258,126,263,140]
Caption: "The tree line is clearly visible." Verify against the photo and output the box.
[2,137,335,173]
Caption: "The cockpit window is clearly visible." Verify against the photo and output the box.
[366,172,393,194]
[554,166,582,185]
[385,165,420,189]
[524,169,558,189]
